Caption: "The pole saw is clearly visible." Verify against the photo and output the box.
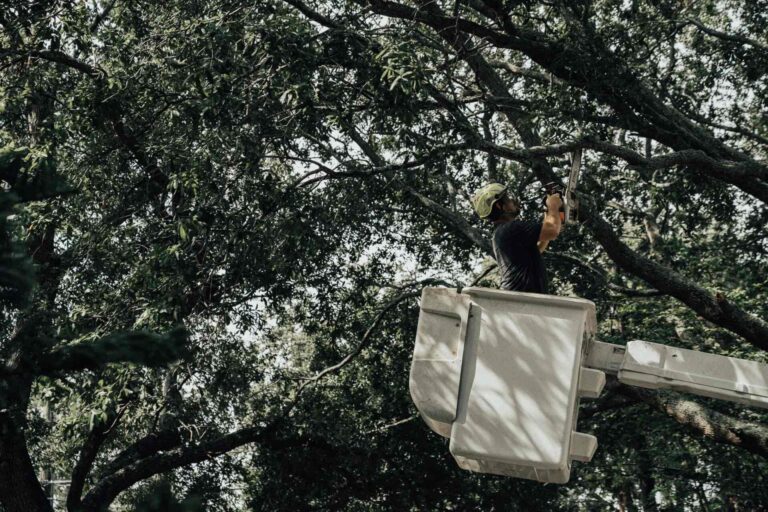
[542,147,582,225]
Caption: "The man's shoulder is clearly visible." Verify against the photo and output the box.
[495,219,541,234]
[494,219,542,249]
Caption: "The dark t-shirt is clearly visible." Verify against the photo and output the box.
[492,220,547,293]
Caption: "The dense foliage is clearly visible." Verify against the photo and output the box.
[1,0,767,510]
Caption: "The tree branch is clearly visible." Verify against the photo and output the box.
[282,0,342,29]
[98,427,185,479]
[621,385,768,459]
[584,210,768,351]
[436,92,768,199]
[90,0,119,33]
[363,414,419,435]
[407,187,493,256]
[80,423,265,512]
[546,252,662,297]
[67,404,128,511]
[461,136,768,184]
[0,48,106,78]
[679,106,768,148]
[7,329,189,378]
[488,59,565,86]
[679,18,768,54]
[297,290,419,393]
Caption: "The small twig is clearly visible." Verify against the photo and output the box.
[469,263,497,287]
[297,291,420,394]
[363,414,419,435]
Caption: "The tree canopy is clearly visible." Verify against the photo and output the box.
[1,0,767,510]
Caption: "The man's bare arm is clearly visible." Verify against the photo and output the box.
[539,194,563,250]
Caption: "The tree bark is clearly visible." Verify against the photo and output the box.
[621,386,768,459]
[0,376,52,512]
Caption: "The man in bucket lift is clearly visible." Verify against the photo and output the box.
[472,183,562,294]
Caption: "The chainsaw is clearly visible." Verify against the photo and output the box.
[541,148,581,224]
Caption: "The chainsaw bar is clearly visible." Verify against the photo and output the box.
[564,148,581,224]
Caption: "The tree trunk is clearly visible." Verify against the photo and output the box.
[632,433,658,511]
[0,376,52,512]
[0,431,52,512]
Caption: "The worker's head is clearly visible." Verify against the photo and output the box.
[472,183,520,222]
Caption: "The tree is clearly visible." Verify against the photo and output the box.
[0,0,767,510]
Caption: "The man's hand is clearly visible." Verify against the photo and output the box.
[545,193,563,211]
[539,194,563,243]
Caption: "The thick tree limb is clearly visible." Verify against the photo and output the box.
[83,425,399,512]
[621,385,768,459]
[282,0,342,29]
[407,188,493,256]
[586,140,768,180]
[546,253,662,297]
[462,137,768,185]
[0,48,105,78]
[79,423,266,512]
[0,407,52,512]
[97,428,185,479]
[584,213,768,352]
[2,329,189,378]
[67,405,127,511]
